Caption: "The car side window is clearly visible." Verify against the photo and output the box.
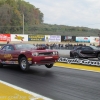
[8,45,14,51]
[82,46,93,50]
[81,47,86,50]
[76,47,82,50]
[2,45,14,51]
[2,46,7,51]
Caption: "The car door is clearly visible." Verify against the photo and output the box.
[4,45,16,61]
[2,45,13,62]
[81,46,95,57]
[4,45,19,64]
[0,45,7,61]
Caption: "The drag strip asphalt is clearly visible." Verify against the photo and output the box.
[0,64,100,100]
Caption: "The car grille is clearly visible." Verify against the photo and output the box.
[40,58,54,63]
[39,52,53,56]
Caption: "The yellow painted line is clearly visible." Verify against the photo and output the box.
[54,62,100,73]
[0,80,53,100]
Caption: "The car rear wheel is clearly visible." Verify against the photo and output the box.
[45,64,53,68]
[98,53,100,60]
[19,57,30,71]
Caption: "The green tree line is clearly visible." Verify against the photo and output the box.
[0,0,99,36]
[0,0,43,33]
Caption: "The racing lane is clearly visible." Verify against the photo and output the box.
[0,65,100,100]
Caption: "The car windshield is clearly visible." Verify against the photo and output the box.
[90,45,98,50]
[15,44,37,50]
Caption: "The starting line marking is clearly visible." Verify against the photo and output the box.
[54,62,100,73]
[0,80,53,100]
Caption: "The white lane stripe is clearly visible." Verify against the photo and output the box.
[55,65,100,73]
[0,80,53,100]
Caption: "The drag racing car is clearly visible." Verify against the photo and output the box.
[0,43,59,71]
[70,45,100,60]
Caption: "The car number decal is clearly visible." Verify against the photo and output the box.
[4,54,12,60]
[4,54,12,58]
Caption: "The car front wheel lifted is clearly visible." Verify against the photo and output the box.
[45,64,53,68]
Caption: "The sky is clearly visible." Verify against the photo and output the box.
[25,0,100,29]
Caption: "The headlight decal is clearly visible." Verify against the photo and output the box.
[32,52,38,56]
[53,51,58,55]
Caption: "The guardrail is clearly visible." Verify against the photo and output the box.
[53,49,70,56]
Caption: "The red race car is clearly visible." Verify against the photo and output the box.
[0,43,59,71]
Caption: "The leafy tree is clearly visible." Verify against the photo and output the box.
[0,4,12,33]
[0,0,43,33]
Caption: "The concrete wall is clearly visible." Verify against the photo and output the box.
[53,49,70,57]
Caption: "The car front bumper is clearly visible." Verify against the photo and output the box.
[29,56,59,65]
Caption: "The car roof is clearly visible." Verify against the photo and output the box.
[6,43,32,45]
[1,43,32,48]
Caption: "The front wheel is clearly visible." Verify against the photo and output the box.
[98,53,100,60]
[45,64,53,68]
[73,53,79,58]
[19,57,30,71]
